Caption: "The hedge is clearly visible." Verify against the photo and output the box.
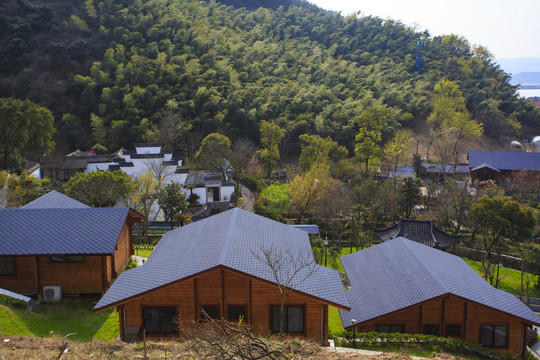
[332,331,524,360]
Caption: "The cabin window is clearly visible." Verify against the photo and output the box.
[481,325,507,347]
[377,325,404,334]
[423,324,439,336]
[50,256,84,263]
[0,257,14,275]
[271,306,304,333]
[446,324,461,337]
[143,306,176,334]
[228,305,246,321]
[200,305,219,320]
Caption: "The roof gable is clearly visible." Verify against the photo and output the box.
[95,208,349,311]
[0,208,132,255]
[339,238,540,327]
[374,219,459,248]
[468,151,540,172]
[21,191,90,209]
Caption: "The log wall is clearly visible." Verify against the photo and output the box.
[121,267,329,345]
[358,294,529,358]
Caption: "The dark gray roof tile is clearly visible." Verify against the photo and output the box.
[339,238,540,328]
[468,151,540,171]
[95,208,349,311]
[22,191,90,209]
[0,208,132,255]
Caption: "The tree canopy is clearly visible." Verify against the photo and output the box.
[0,0,536,157]
[0,98,55,171]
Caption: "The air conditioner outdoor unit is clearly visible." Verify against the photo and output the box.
[43,286,62,302]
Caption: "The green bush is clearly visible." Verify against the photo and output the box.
[233,170,263,193]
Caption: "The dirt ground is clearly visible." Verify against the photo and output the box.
[410,121,505,164]
[0,335,470,360]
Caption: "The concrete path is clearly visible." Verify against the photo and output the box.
[239,183,255,212]
[324,346,427,359]
[530,342,540,360]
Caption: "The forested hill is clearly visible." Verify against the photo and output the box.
[1,0,538,157]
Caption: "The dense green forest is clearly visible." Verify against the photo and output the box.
[1,0,538,159]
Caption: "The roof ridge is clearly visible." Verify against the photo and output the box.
[219,208,239,264]
[429,220,438,247]
[401,238,448,294]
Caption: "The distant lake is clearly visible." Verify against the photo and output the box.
[517,88,540,98]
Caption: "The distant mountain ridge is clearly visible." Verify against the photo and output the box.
[509,72,540,87]
[497,57,540,75]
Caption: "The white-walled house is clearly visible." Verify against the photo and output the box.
[86,143,189,186]
[86,143,234,210]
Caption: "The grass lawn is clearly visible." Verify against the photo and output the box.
[0,297,118,342]
[463,259,540,298]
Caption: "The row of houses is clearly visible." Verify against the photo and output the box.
[0,191,538,358]
[33,143,235,209]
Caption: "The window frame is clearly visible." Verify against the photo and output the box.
[50,255,85,263]
[480,325,508,348]
[270,305,305,334]
[445,324,461,338]
[199,305,220,321]
[0,257,15,275]
[142,306,177,335]
[377,325,405,334]
[227,305,247,322]
[423,324,439,336]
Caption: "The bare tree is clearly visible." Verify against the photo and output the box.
[179,314,286,360]
[251,245,318,340]
[229,138,257,171]
[142,108,191,152]
[181,129,204,164]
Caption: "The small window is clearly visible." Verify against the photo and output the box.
[481,325,507,347]
[446,324,461,337]
[0,257,14,275]
[377,325,404,333]
[51,256,84,263]
[200,305,219,320]
[271,306,304,333]
[423,324,439,336]
[228,306,246,321]
[143,306,176,334]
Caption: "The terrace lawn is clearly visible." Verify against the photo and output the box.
[0,297,118,342]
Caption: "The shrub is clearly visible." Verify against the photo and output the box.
[332,332,517,360]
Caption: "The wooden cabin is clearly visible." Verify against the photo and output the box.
[94,208,349,345]
[339,238,540,359]
[0,192,141,295]
[468,150,540,184]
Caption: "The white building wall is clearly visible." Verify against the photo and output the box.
[86,162,116,173]
[221,185,234,201]
[135,146,161,154]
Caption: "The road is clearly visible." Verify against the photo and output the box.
[530,298,540,313]
[239,183,255,212]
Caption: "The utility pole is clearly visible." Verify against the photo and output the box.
[417,39,425,75]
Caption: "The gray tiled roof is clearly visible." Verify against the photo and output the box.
[0,208,132,255]
[290,224,320,234]
[468,151,540,172]
[374,218,459,248]
[339,238,540,328]
[95,208,349,311]
[21,191,90,209]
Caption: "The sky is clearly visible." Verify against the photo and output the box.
[308,0,540,60]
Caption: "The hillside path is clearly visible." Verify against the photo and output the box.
[239,183,255,212]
